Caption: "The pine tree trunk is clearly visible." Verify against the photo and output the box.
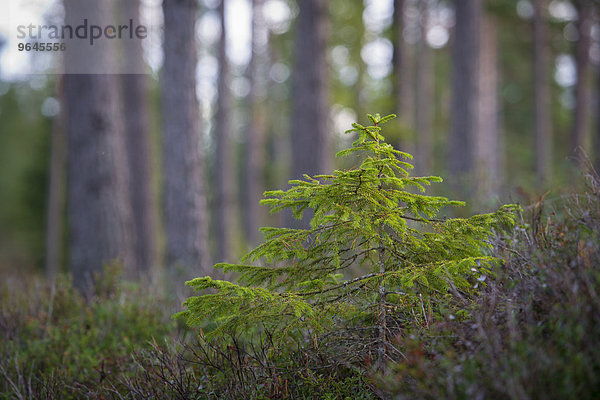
[449,0,481,190]
[63,0,135,292]
[377,245,387,369]
[415,0,433,174]
[162,0,210,273]
[533,0,552,185]
[392,0,415,154]
[244,0,267,246]
[391,0,405,118]
[353,2,367,121]
[289,0,330,228]
[45,78,66,280]
[572,0,592,162]
[475,13,500,199]
[120,0,158,274]
[596,64,600,173]
[290,0,330,175]
[215,0,235,262]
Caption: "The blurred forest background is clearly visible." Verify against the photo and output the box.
[0,0,599,290]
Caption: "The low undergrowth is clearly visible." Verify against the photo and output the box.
[385,170,600,399]
[0,265,178,399]
[2,181,599,399]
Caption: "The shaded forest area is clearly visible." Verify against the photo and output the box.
[1,0,600,398]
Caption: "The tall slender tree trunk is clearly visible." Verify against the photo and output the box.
[244,0,267,246]
[392,0,405,117]
[475,12,501,200]
[572,0,592,162]
[265,30,287,229]
[121,0,159,274]
[353,2,367,121]
[162,0,210,273]
[215,0,235,262]
[392,0,415,153]
[377,245,387,370]
[289,0,329,227]
[596,63,600,173]
[63,0,136,292]
[45,77,66,280]
[448,0,481,191]
[415,0,433,174]
[533,0,552,185]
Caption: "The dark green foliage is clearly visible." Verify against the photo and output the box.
[178,114,518,369]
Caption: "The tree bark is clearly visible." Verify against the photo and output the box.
[377,245,387,370]
[415,0,433,174]
[63,0,136,292]
[120,0,159,274]
[448,0,481,190]
[45,77,66,280]
[392,0,413,124]
[392,0,405,118]
[572,0,592,163]
[353,2,367,121]
[215,0,235,262]
[596,63,600,173]
[475,12,501,200]
[392,0,415,154]
[244,0,267,246]
[532,0,552,185]
[162,0,210,274]
[289,0,330,228]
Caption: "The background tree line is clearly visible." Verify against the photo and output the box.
[0,0,599,292]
